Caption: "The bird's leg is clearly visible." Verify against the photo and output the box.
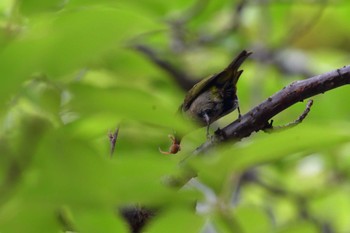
[235,96,242,119]
[237,105,242,119]
[203,112,211,138]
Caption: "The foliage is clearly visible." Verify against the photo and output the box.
[0,0,350,232]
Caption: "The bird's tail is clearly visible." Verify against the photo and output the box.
[226,50,252,71]
[224,50,252,84]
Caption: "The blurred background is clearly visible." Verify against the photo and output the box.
[0,0,350,232]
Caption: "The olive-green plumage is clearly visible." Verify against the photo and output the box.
[179,50,252,134]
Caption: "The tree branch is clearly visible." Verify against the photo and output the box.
[195,65,350,154]
[133,44,196,90]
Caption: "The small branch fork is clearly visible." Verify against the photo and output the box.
[263,99,314,132]
[195,66,350,154]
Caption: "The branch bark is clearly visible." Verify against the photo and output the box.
[195,65,350,154]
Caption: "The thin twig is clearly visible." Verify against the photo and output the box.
[264,99,314,132]
[133,44,196,90]
[108,126,120,158]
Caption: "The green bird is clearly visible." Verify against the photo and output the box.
[179,50,252,136]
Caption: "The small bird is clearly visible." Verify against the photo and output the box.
[159,50,251,155]
[179,50,252,136]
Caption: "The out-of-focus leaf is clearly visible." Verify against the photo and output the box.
[211,211,242,233]
[124,0,196,17]
[32,146,167,205]
[42,8,158,76]
[192,124,350,192]
[0,200,59,232]
[277,221,317,233]
[0,7,158,109]
[73,208,129,233]
[145,207,204,233]
[18,0,66,15]
[68,83,191,133]
[235,206,272,233]
[310,189,350,232]
[18,129,195,208]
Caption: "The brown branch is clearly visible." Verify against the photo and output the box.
[133,44,195,90]
[195,65,350,154]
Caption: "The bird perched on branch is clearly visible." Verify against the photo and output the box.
[160,50,252,155]
[179,50,252,137]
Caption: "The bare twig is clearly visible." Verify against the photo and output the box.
[264,99,314,132]
[108,126,120,157]
[194,65,350,154]
[133,44,196,90]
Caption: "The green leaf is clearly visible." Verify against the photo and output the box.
[73,208,129,233]
[68,83,189,132]
[145,207,204,233]
[0,7,158,108]
[191,124,350,192]
[0,200,60,232]
[16,127,198,209]
[18,0,66,15]
[277,221,317,233]
[310,189,350,232]
[235,206,272,233]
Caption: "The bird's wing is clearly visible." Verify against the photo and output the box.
[182,73,218,110]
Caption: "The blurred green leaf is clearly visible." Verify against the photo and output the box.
[235,206,272,233]
[277,221,317,233]
[23,133,178,206]
[145,207,204,233]
[310,189,350,232]
[0,7,159,108]
[73,208,129,233]
[0,200,59,232]
[18,0,66,15]
[192,124,350,192]
[68,82,190,133]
